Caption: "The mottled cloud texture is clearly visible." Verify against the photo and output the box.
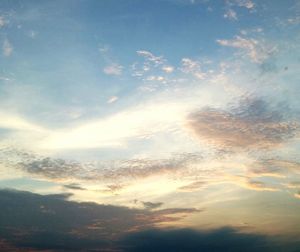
[187,97,299,150]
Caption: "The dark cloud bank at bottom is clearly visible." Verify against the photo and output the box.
[0,189,299,252]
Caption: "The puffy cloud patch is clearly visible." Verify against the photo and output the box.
[180,58,206,79]
[186,97,299,150]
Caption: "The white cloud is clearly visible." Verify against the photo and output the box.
[103,64,123,76]
[136,50,164,66]
[180,58,206,79]
[224,9,238,20]
[216,36,276,63]
[39,100,190,150]
[228,0,255,9]
[0,111,45,132]
[236,0,254,9]
[107,96,118,104]
[3,39,13,57]
[162,65,174,73]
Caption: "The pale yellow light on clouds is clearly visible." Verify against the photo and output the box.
[39,101,190,150]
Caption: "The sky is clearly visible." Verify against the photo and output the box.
[0,0,300,251]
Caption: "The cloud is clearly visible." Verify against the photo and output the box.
[240,178,278,192]
[227,0,255,9]
[107,95,118,104]
[162,65,174,73]
[0,189,200,251]
[0,111,46,132]
[63,183,86,190]
[0,16,6,28]
[224,9,238,20]
[178,175,279,192]
[142,201,164,210]
[186,97,299,150]
[254,159,300,176]
[136,50,165,66]
[103,63,123,75]
[284,181,300,189]
[1,148,202,184]
[249,159,300,179]
[178,181,208,192]
[216,36,276,63]
[2,39,13,57]
[295,192,300,199]
[38,100,188,149]
[118,227,300,252]
[180,58,206,79]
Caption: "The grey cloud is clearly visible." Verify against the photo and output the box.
[119,227,300,252]
[187,97,299,150]
[1,148,202,184]
[0,189,200,251]
[142,201,164,210]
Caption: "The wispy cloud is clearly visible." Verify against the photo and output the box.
[2,39,13,57]
[103,63,123,75]
[178,175,279,192]
[0,16,6,27]
[216,36,276,63]
[142,201,164,210]
[63,183,86,190]
[107,95,118,104]
[224,9,238,20]
[136,50,165,66]
[227,0,255,10]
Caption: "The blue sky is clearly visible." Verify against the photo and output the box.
[0,0,300,251]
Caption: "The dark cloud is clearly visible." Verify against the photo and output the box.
[142,201,163,210]
[118,227,300,252]
[0,189,199,251]
[187,97,299,150]
[63,183,86,191]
